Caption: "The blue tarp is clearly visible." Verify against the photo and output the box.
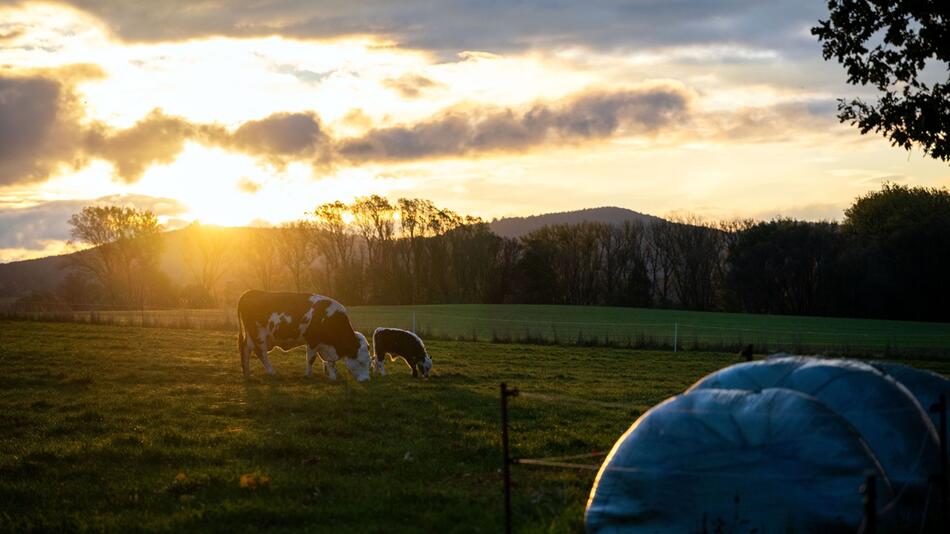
[586,357,946,533]
[586,388,891,533]
[872,362,950,431]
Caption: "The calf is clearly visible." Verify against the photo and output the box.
[237,290,371,381]
[372,327,432,378]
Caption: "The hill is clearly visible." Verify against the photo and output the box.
[488,206,663,238]
[0,207,668,300]
[0,226,260,301]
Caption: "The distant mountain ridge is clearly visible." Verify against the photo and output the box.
[489,206,664,238]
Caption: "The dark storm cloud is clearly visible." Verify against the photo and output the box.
[338,86,692,162]
[0,194,186,250]
[50,1,824,58]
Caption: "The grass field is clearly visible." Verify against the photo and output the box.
[349,304,950,355]
[2,321,949,532]
[5,303,950,357]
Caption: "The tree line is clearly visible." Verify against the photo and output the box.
[25,183,950,323]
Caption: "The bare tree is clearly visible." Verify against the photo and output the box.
[644,221,676,307]
[396,198,436,303]
[352,195,395,265]
[666,214,726,311]
[182,223,233,305]
[351,195,397,301]
[243,228,280,291]
[276,220,318,292]
[67,206,164,306]
[312,201,358,295]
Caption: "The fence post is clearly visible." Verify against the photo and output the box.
[930,393,948,530]
[862,473,876,534]
[500,382,519,534]
[673,323,678,353]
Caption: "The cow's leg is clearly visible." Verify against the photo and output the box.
[258,350,274,375]
[240,335,253,377]
[306,345,319,377]
[323,360,338,381]
[259,350,275,375]
[315,344,339,381]
[256,343,275,375]
[255,327,275,375]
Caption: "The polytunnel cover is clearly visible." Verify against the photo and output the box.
[872,362,950,431]
[689,357,941,531]
[586,388,892,533]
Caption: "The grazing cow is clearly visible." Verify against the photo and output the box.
[237,290,371,381]
[372,327,432,378]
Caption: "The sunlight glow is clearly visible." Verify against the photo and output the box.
[123,144,413,226]
[1,0,947,250]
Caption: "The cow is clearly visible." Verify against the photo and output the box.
[371,327,432,378]
[237,290,371,382]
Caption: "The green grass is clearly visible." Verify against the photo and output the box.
[346,304,950,356]
[1,321,948,532]
[7,303,949,357]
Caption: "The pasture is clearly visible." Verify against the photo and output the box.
[2,320,948,532]
[7,303,950,357]
[350,304,950,355]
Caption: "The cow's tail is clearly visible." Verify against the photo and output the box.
[238,306,250,377]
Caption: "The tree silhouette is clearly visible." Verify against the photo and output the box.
[813,0,949,160]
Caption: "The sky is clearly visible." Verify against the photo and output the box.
[0,0,948,262]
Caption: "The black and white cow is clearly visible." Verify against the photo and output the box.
[372,327,432,378]
[237,290,371,381]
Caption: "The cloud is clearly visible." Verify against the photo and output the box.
[382,74,442,99]
[0,69,90,186]
[0,27,24,41]
[236,177,261,193]
[0,66,213,185]
[0,194,187,251]
[1,67,846,185]
[84,110,217,182]
[226,111,330,165]
[338,85,692,162]
[698,101,841,143]
[52,1,824,59]
[0,68,327,183]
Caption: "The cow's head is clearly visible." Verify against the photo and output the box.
[344,332,372,382]
[419,354,433,378]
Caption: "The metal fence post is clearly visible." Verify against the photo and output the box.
[673,323,678,353]
[500,382,519,534]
